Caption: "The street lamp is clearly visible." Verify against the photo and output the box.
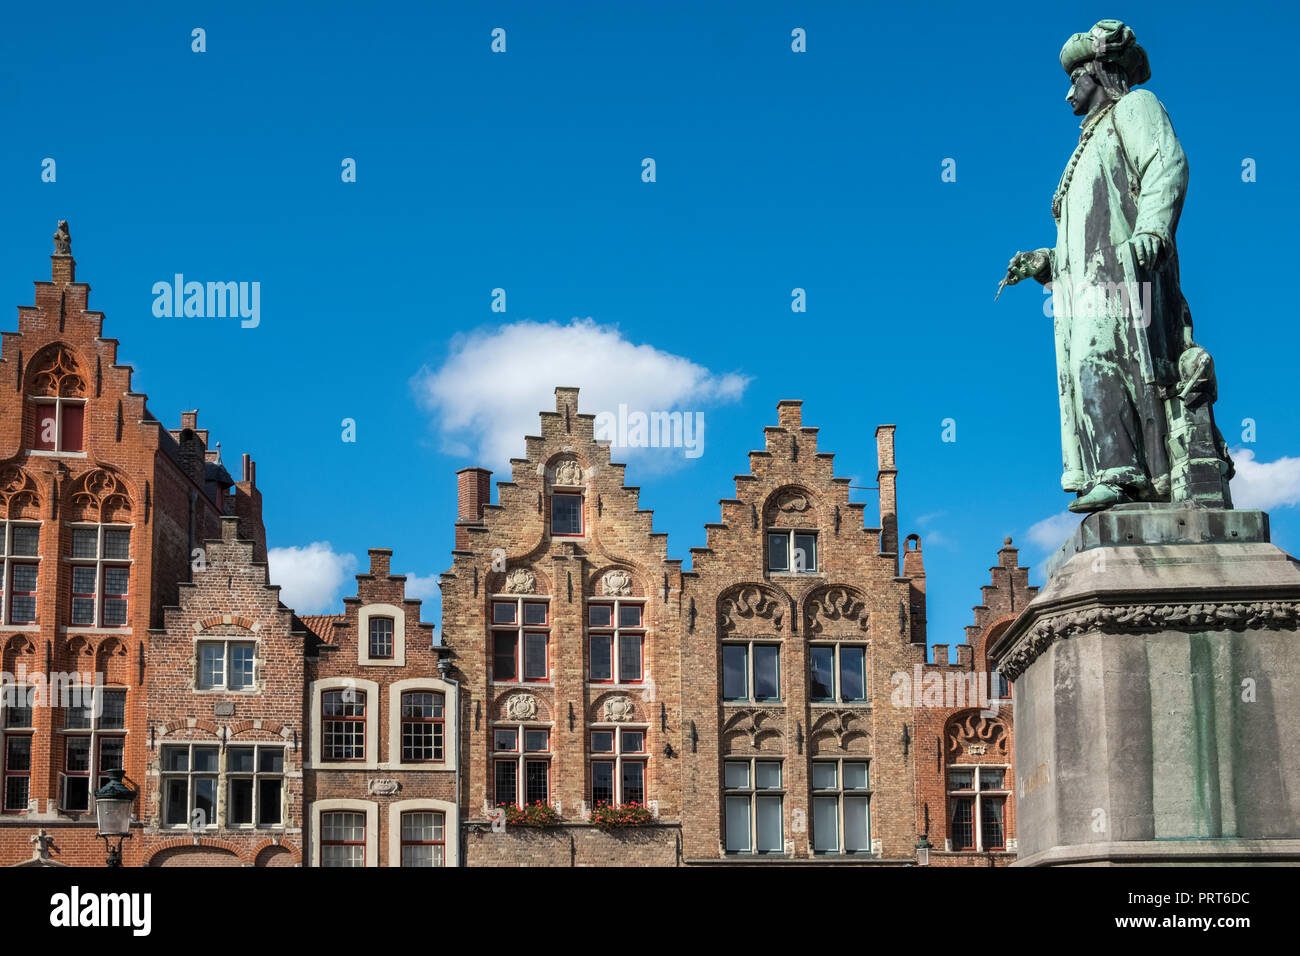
[93,768,136,867]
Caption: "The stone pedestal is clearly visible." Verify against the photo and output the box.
[989,503,1300,865]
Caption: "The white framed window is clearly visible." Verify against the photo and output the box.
[722,641,781,702]
[311,798,378,867]
[66,523,132,628]
[589,725,648,808]
[490,596,551,683]
[948,765,1010,852]
[310,678,379,769]
[357,604,406,666]
[1,684,34,813]
[196,639,257,691]
[1,521,41,626]
[31,397,85,454]
[226,745,285,828]
[493,724,551,808]
[388,677,457,770]
[767,529,818,573]
[724,758,784,854]
[59,686,127,813]
[809,643,867,703]
[812,758,871,855]
[161,743,219,829]
[587,599,645,684]
[387,798,458,867]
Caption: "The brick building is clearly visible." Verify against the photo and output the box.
[0,227,1017,867]
[0,229,257,865]
[301,549,456,866]
[142,514,302,866]
[911,538,1033,866]
[439,388,1023,866]
[440,388,683,865]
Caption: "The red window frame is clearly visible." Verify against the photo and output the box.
[494,727,551,807]
[588,601,645,684]
[368,616,394,659]
[100,564,129,627]
[400,810,446,867]
[400,691,445,762]
[522,631,548,682]
[61,736,92,812]
[7,563,38,625]
[589,633,614,683]
[492,631,519,682]
[621,759,647,805]
[522,601,548,625]
[591,759,616,806]
[550,493,584,537]
[981,796,1007,850]
[321,811,366,866]
[32,398,86,453]
[71,564,96,626]
[321,690,366,761]
[619,632,644,683]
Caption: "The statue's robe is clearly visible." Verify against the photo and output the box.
[1050,88,1193,496]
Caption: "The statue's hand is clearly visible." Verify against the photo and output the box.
[1128,233,1162,269]
[1005,249,1051,285]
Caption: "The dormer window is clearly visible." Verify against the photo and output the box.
[767,530,817,573]
[32,398,84,454]
[551,493,583,536]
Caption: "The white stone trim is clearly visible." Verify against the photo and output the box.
[387,677,457,770]
[309,677,380,769]
[358,603,406,666]
[310,798,379,868]
[387,798,458,867]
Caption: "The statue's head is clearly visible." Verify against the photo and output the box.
[1060,20,1150,116]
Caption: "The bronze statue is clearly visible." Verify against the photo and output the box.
[1000,20,1233,512]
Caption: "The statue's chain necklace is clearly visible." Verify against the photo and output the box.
[1052,100,1118,220]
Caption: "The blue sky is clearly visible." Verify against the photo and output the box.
[3,1,1298,649]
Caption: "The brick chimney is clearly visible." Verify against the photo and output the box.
[233,453,267,563]
[368,548,392,576]
[455,467,492,549]
[876,425,899,570]
[903,534,926,645]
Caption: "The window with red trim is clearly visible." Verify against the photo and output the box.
[491,598,551,683]
[322,690,366,760]
[321,811,366,867]
[587,599,645,683]
[32,398,84,453]
[551,493,583,536]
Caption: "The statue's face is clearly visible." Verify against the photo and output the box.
[1066,68,1103,116]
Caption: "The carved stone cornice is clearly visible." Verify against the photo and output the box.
[996,598,1300,681]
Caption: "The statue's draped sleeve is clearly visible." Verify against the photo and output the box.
[1114,89,1188,248]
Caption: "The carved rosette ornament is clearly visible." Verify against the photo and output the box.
[719,585,783,634]
[504,568,535,594]
[505,694,538,721]
[602,569,632,596]
[552,459,584,487]
[996,599,1300,681]
[603,696,635,722]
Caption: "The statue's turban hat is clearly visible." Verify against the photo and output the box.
[1060,19,1150,85]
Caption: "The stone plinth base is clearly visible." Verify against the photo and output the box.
[991,503,1300,866]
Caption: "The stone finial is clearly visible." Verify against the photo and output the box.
[53,221,71,256]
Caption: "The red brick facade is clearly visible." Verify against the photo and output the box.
[0,230,1017,867]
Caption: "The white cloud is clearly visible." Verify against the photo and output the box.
[267,542,357,614]
[1024,512,1079,553]
[412,318,749,470]
[401,572,441,602]
[1228,448,1300,510]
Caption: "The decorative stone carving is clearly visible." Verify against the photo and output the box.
[945,711,1008,756]
[0,465,42,518]
[53,220,71,256]
[67,468,133,523]
[997,599,1300,680]
[723,707,783,746]
[806,586,870,634]
[775,490,810,513]
[504,568,535,594]
[367,778,401,795]
[719,585,783,634]
[28,345,87,397]
[552,459,583,487]
[602,569,632,596]
[603,696,635,722]
[505,694,538,721]
[811,708,867,749]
